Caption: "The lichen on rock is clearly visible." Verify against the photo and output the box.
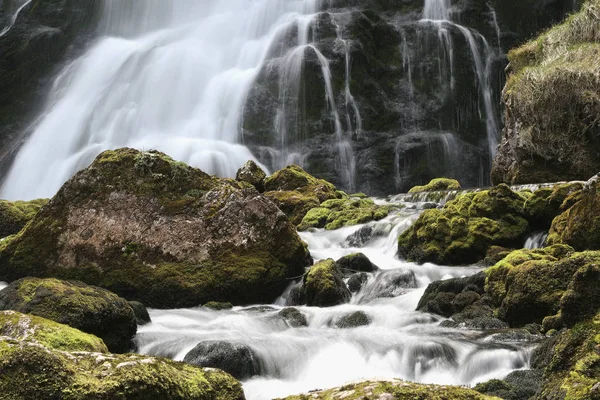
[0,148,311,309]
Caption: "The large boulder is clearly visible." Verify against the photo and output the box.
[304,259,351,307]
[0,310,108,353]
[0,149,311,308]
[335,253,379,274]
[492,0,600,185]
[183,341,260,380]
[524,182,583,229]
[548,174,600,250]
[398,185,530,265]
[0,198,48,238]
[0,337,244,400]
[417,272,486,319]
[0,277,136,353]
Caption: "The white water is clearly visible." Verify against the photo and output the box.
[0,0,32,37]
[420,0,500,162]
[525,231,548,250]
[0,281,7,291]
[137,203,534,400]
[1,0,322,200]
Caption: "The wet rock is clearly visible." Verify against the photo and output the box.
[345,224,374,247]
[183,340,260,380]
[241,306,277,314]
[334,311,371,329]
[285,282,306,306]
[417,272,486,317]
[356,269,417,303]
[485,329,537,343]
[347,272,369,293]
[128,301,151,325]
[203,302,234,311]
[335,253,379,274]
[278,307,308,327]
[304,259,351,307]
[0,149,311,309]
[475,370,542,400]
[235,160,266,192]
[462,317,509,330]
[0,277,136,353]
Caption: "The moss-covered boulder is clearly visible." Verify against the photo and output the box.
[536,314,600,400]
[474,370,543,400]
[485,245,600,329]
[128,301,151,325]
[398,184,530,265]
[0,198,48,238]
[492,0,600,185]
[548,174,600,250]
[0,277,136,353]
[524,182,583,229]
[335,253,379,274]
[235,160,266,192]
[0,338,245,400]
[417,272,487,319]
[408,178,462,193]
[262,165,339,225]
[0,149,311,309]
[278,379,500,400]
[0,310,108,353]
[183,341,260,380]
[298,197,390,231]
[304,259,351,307]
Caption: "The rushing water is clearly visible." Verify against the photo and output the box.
[137,201,534,400]
[525,231,549,250]
[1,0,321,200]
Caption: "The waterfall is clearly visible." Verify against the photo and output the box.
[0,0,320,200]
[524,231,548,249]
[0,0,32,37]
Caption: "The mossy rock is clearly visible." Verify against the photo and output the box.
[278,379,500,399]
[235,160,266,192]
[524,182,583,229]
[298,197,391,231]
[264,165,337,203]
[0,338,245,400]
[0,277,136,353]
[0,198,48,239]
[485,246,600,328]
[304,259,351,307]
[263,190,320,226]
[204,302,234,311]
[408,178,462,193]
[536,314,600,400]
[0,149,311,309]
[128,301,151,325]
[398,185,530,265]
[0,310,108,353]
[335,253,379,274]
[548,174,600,251]
[492,0,600,185]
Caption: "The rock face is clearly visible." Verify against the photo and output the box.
[0,337,245,400]
[492,0,600,185]
[0,198,48,238]
[278,379,499,400]
[0,310,108,353]
[0,0,100,175]
[304,259,351,307]
[548,174,600,251]
[0,149,311,308]
[398,184,530,265]
[183,341,260,380]
[0,277,136,353]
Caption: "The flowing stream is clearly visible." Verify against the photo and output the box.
[137,200,535,400]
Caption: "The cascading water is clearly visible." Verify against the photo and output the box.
[525,231,549,249]
[136,199,535,400]
[0,0,31,37]
[419,0,500,162]
[0,0,321,200]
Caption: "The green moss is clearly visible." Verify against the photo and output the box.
[304,259,350,307]
[298,198,391,231]
[264,190,320,225]
[0,338,244,400]
[0,311,108,353]
[264,165,336,200]
[408,178,462,193]
[0,198,48,238]
[278,379,499,400]
[398,185,530,265]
